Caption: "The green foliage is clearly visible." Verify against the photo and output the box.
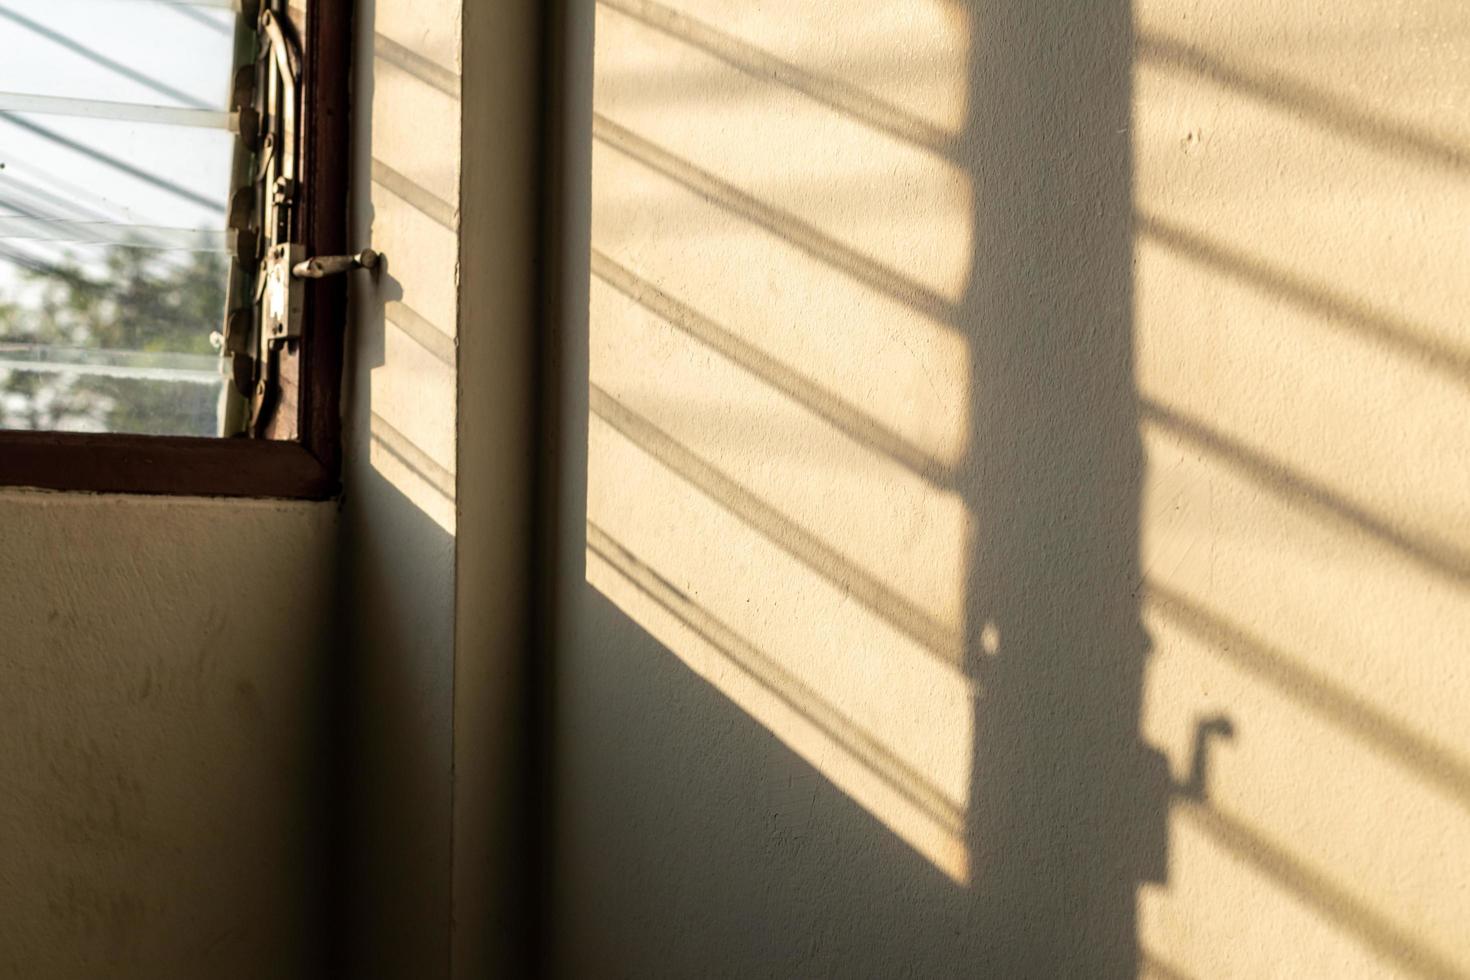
[0,246,229,435]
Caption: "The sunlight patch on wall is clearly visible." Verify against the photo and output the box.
[369,411,455,535]
[586,0,974,881]
[1134,0,1470,973]
[356,31,461,539]
[585,415,973,880]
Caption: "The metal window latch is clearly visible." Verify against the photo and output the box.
[261,248,378,343]
[293,249,379,279]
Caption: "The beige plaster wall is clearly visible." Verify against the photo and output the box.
[549,0,1470,975]
[339,0,461,972]
[341,0,543,973]
[452,0,544,975]
[0,492,334,979]
[1134,2,1470,976]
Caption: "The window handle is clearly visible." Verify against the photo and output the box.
[292,249,379,279]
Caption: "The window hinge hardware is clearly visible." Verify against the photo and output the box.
[228,186,255,232]
[221,3,383,436]
[228,0,303,436]
[231,64,260,150]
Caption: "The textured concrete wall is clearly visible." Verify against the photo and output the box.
[0,492,334,979]
[549,0,1470,975]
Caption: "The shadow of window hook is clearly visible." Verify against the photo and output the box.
[1178,714,1236,802]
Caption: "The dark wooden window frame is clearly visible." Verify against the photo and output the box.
[0,0,352,499]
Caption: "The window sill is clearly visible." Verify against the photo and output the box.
[0,430,336,499]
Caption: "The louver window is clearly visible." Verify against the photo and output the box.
[0,0,353,497]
